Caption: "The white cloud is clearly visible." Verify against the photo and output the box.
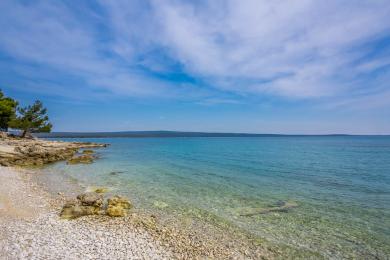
[149,0,390,97]
[1,0,390,105]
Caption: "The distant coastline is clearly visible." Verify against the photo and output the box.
[34,130,368,138]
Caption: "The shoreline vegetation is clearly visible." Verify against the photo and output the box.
[0,134,275,259]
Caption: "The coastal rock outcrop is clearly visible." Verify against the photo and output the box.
[0,136,107,167]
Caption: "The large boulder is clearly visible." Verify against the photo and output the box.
[60,193,104,219]
[60,203,101,219]
[60,199,83,219]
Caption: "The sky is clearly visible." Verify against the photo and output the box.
[0,0,390,134]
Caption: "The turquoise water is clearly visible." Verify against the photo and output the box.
[40,137,390,258]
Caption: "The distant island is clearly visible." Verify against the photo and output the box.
[35,131,356,138]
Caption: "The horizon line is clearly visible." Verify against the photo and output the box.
[34,130,390,137]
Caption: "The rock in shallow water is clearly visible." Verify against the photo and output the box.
[240,201,298,217]
[153,201,168,209]
[82,149,94,154]
[87,186,109,193]
[67,154,94,164]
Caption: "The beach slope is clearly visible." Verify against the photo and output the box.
[0,166,172,259]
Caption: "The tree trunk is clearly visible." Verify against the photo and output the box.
[22,129,29,138]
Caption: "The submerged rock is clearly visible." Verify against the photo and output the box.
[153,201,168,209]
[82,149,94,154]
[67,154,94,164]
[88,186,109,193]
[109,171,124,176]
[240,201,298,217]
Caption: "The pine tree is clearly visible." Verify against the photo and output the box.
[9,100,52,138]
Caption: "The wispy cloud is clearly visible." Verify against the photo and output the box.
[1,0,390,108]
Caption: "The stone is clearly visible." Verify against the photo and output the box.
[93,187,108,193]
[82,149,94,154]
[67,154,94,164]
[60,194,104,219]
[77,192,103,207]
[107,195,132,209]
[106,195,132,217]
[106,205,127,217]
[60,204,100,219]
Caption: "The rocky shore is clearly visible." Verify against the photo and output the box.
[0,134,107,167]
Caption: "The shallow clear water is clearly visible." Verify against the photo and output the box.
[40,136,390,258]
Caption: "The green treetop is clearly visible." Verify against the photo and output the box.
[0,90,18,131]
[9,100,52,138]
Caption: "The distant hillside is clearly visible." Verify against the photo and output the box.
[34,131,352,138]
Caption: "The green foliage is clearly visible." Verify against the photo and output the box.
[0,90,18,131]
[9,100,52,137]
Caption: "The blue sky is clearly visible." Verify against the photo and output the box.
[1,0,390,134]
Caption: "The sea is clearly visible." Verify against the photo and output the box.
[36,136,390,259]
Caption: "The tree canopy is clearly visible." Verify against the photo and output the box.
[0,90,18,131]
[9,100,52,137]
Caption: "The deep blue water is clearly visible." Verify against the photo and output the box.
[40,136,390,258]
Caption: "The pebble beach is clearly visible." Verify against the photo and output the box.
[0,166,173,260]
